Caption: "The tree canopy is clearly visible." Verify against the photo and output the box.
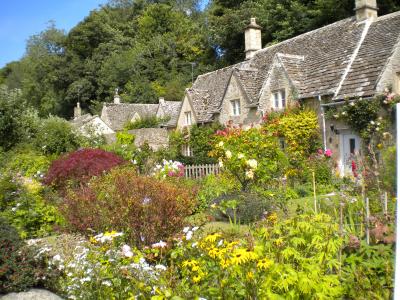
[1,0,399,118]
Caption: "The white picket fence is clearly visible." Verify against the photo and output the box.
[184,164,221,179]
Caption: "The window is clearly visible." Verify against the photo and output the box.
[395,72,400,94]
[231,99,241,116]
[184,111,192,126]
[182,144,193,157]
[272,89,286,109]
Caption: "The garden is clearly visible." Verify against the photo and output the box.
[0,88,398,299]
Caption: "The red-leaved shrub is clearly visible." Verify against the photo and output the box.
[61,168,196,246]
[44,148,125,189]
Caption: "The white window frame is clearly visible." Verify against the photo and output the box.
[231,99,241,116]
[182,144,193,157]
[271,89,286,109]
[184,111,192,126]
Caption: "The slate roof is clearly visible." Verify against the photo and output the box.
[101,103,159,131]
[70,114,97,128]
[157,100,182,127]
[188,11,400,122]
[335,11,400,99]
[186,88,213,123]
[233,68,262,103]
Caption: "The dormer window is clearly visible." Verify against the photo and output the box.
[272,89,286,109]
[231,99,241,116]
[184,111,192,126]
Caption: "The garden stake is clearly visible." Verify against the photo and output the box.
[339,200,344,275]
[384,192,388,215]
[365,197,370,245]
[312,171,317,214]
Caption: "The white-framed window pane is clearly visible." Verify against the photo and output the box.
[184,112,191,125]
[274,93,279,108]
[281,90,286,108]
[231,100,240,116]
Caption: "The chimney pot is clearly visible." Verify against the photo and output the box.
[355,0,378,22]
[244,17,262,60]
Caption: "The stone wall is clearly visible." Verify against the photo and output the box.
[104,128,169,150]
[176,94,196,130]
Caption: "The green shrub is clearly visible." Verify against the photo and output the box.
[3,149,51,177]
[0,174,62,238]
[196,174,238,211]
[0,218,41,293]
[34,116,80,155]
[342,241,394,299]
[212,191,273,224]
[124,116,168,130]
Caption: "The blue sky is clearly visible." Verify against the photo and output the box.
[0,0,108,68]
[0,0,210,69]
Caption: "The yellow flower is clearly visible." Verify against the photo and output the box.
[229,248,257,265]
[246,271,254,280]
[225,150,232,159]
[204,233,222,244]
[274,237,284,247]
[267,212,278,224]
[192,265,200,272]
[89,236,98,244]
[257,258,273,270]
[192,274,202,283]
[182,259,199,268]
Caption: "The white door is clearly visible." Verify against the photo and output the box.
[340,133,361,176]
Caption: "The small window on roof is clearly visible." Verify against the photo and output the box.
[184,111,192,126]
[271,89,286,109]
[231,99,241,116]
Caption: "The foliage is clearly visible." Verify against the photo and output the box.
[0,217,49,293]
[188,124,221,164]
[61,168,196,247]
[0,174,62,238]
[44,148,125,189]
[380,146,396,193]
[163,213,342,299]
[3,149,51,178]
[0,86,39,150]
[34,116,81,155]
[116,130,135,145]
[124,116,169,130]
[342,241,394,299]
[210,126,287,191]
[196,173,238,211]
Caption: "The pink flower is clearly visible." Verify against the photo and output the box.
[317,149,323,155]
[324,149,332,157]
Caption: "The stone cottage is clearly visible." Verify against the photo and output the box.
[71,93,182,149]
[176,0,400,175]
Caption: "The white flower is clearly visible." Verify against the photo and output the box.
[11,207,17,212]
[342,111,347,115]
[53,254,62,261]
[80,277,91,284]
[245,170,254,179]
[246,159,258,170]
[183,227,190,233]
[218,141,224,148]
[122,245,133,258]
[102,280,112,286]
[192,226,199,232]
[192,242,198,248]
[155,264,167,271]
[152,240,167,248]
[186,231,193,240]
[218,159,224,168]
[350,102,355,106]
[370,120,375,125]
[217,239,223,247]
[225,150,232,159]
[237,153,244,159]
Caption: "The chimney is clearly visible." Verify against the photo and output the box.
[355,0,378,22]
[114,88,121,104]
[245,17,262,60]
[159,97,165,105]
[74,102,81,119]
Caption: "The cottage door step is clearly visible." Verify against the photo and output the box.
[340,133,361,176]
